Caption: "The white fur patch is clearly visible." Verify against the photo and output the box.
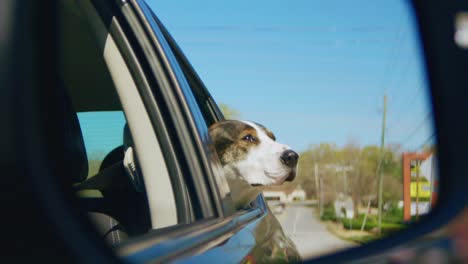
[227,121,293,185]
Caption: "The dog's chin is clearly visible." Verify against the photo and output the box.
[245,166,297,187]
[285,170,296,182]
[250,170,296,187]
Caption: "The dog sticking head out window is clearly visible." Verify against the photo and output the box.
[209,120,299,209]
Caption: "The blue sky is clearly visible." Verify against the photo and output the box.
[147,0,434,152]
[78,0,435,158]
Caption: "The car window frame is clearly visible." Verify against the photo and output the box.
[119,0,222,220]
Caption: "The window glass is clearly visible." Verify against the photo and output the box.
[78,111,126,177]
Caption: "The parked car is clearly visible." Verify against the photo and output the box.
[2,0,468,263]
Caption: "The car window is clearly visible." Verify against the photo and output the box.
[140,4,241,216]
[77,111,126,177]
[143,5,269,215]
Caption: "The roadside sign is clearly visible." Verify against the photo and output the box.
[410,181,431,198]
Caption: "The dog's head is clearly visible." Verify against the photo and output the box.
[209,120,299,186]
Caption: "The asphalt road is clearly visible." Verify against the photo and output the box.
[276,204,356,259]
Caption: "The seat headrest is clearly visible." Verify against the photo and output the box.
[99,146,124,172]
[63,90,88,183]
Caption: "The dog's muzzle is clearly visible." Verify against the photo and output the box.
[280,150,299,168]
[280,150,299,182]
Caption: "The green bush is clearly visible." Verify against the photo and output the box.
[320,205,337,221]
[341,214,375,231]
[320,206,407,235]
[341,217,366,230]
[380,222,407,234]
[382,207,403,224]
[340,213,406,234]
[347,235,379,244]
[411,197,431,202]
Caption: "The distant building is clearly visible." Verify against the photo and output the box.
[263,184,306,203]
[402,152,438,221]
[334,193,354,219]
[288,185,306,202]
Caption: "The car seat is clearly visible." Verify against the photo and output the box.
[70,117,149,244]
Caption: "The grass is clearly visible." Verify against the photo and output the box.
[325,221,377,245]
[341,216,406,234]
[345,234,379,244]
[319,204,408,244]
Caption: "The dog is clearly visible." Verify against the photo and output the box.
[209,120,299,208]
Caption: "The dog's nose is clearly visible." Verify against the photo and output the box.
[280,150,299,168]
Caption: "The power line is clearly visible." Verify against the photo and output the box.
[398,112,432,146]
[382,11,427,138]
[411,132,436,151]
[388,87,424,130]
[179,38,408,48]
[380,9,407,95]
[172,25,401,33]
[383,27,406,94]
[386,52,418,127]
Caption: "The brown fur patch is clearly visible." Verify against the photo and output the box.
[209,120,261,165]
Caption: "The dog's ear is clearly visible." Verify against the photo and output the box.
[253,122,276,141]
[208,121,235,162]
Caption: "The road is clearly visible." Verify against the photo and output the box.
[276,204,356,259]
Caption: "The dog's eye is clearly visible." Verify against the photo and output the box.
[242,134,256,142]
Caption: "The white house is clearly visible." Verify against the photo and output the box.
[287,185,306,202]
[334,193,354,219]
[263,184,306,203]
[263,191,288,203]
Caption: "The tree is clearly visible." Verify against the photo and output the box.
[219,103,241,119]
[297,142,404,218]
[296,143,340,203]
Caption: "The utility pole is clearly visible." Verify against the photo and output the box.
[343,170,348,195]
[314,164,320,205]
[320,177,324,218]
[377,94,387,236]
